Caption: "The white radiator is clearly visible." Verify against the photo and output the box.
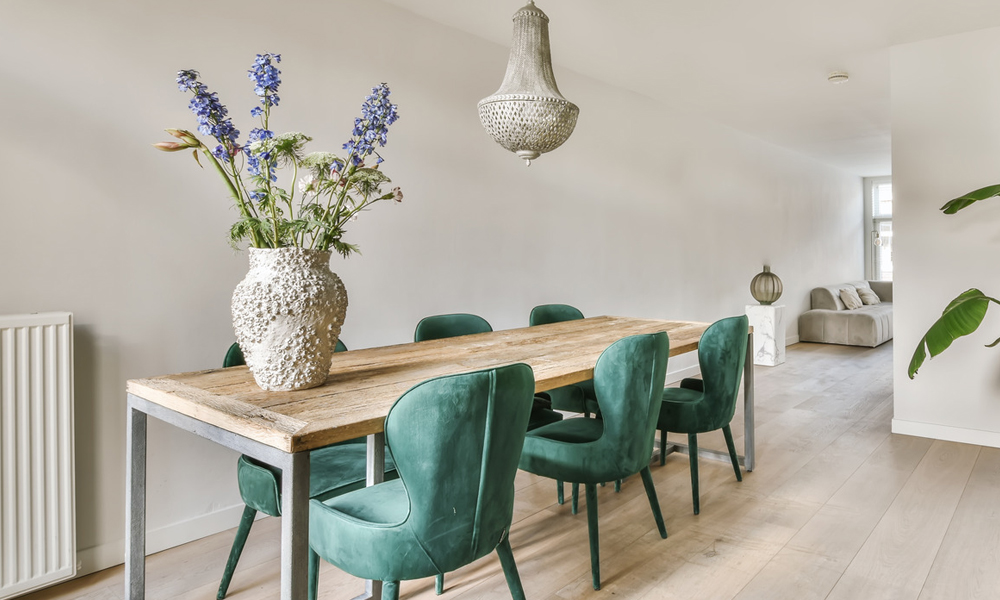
[0,313,75,599]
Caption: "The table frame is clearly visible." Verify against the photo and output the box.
[126,394,313,600]
[124,320,755,600]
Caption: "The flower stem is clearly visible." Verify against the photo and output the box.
[203,146,263,247]
[261,103,281,247]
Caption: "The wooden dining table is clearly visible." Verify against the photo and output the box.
[124,316,755,600]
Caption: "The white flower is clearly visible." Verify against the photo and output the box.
[392,187,403,203]
[298,175,316,195]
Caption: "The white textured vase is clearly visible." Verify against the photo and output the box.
[231,248,348,391]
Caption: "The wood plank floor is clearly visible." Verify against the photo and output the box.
[25,340,994,600]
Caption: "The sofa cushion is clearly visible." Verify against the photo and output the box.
[799,303,893,347]
[840,288,864,310]
[858,287,881,305]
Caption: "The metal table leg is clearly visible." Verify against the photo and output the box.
[280,451,310,600]
[124,394,316,600]
[743,331,755,472]
[351,433,386,600]
[125,403,146,600]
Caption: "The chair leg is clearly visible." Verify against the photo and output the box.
[572,483,580,515]
[659,429,666,466]
[381,581,400,600]
[614,479,621,493]
[435,573,444,595]
[217,505,257,600]
[496,536,527,600]
[308,549,320,600]
[639,467,667,538]
[688,433,700,515]
[557,480,564,504]
[723,425,743,482]
[584,483,601,590]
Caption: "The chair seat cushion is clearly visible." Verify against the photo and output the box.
[528,405,564,431]
[237,442,397,516]
[658,387,719,434]
[310,479,438,581]
[319,478,409,526]
[529,416,604,443]
[519,418,611,483]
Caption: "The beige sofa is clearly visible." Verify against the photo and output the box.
[798,280,893,347]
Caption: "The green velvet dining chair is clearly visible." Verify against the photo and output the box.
[528,303,605,508]
[307,363,536,600]
[217,338,398,600]
[657,315,748,515]
[518,332,670,590]
[413,312,493,342]
[529,304,592,416]
[411,311,559,595]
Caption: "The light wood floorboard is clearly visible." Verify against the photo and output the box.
[22,340,1000,600]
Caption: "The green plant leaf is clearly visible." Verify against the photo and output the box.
[331,239,360,258]
[908,288,1000,378]
[940,184,1000,214]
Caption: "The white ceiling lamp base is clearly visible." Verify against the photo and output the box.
[478,1,579,166]
[828,71,850,84]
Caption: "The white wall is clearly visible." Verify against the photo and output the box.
[892,26,1000,447]
[0,0,862,575]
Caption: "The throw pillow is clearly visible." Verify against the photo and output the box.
[857,287,881,305]
[840,288,863,310]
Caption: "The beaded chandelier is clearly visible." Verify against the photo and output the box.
[478,1,579,166]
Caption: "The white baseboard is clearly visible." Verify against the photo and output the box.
[786,335,800,346]
[892,418,1000,449]
[666,364,701,385]
[76,502,251,577]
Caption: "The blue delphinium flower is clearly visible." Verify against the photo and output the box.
[248,53,281,112]
[343,83,399,166]
[245,128,276,180]
[176,69,240,162]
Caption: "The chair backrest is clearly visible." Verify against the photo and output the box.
[591,332,670,477]
[385,363,534,571]
[224,338,347,368]
[529,303,584,326]
[413,313,492,342]
[698,315,749,428]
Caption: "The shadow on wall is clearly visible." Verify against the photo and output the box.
[73,324,123,552]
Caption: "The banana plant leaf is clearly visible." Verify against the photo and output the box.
[908,289,1000,378]
[940,184,1000,214]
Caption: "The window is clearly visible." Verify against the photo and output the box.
[864,177,892,281]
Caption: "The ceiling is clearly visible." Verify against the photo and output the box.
[383,0,1000,177]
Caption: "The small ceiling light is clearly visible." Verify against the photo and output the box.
[828,71,849,84]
